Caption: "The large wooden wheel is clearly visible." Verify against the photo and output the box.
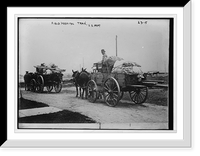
[103,77,121,107]
[129,86,148,104]
[37,75,44,92]
[87,80,98,103]
[54,82,62,93]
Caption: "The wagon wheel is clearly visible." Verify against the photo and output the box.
[54,82,62,93]
[30,79,36,92]
[46,85,53,92]
[103,77,121,107]
[37,75,44,92]
[87,80,98,103]
[129,86,148,104]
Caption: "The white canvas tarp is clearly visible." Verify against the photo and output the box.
[112,60,143,75]
[104,56,123,66]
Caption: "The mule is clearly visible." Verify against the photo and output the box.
[72,68,91,99]
[24,72,33,91]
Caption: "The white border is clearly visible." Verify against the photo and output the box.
[4,4,191,148]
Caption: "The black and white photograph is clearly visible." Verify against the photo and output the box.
[18,17,173,130]
[4,2,194,150]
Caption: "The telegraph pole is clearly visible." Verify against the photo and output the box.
[116,35,118,56]
[83,58,84,69]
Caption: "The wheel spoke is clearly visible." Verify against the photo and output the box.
[105,92,110,98]
[138,93,144,102]
[112,85,117,91]
[131,91,136,99]
[107,94,111,101]
[104,83,110,90]
[112,92,119,99]
[140,92,146,97]
[134,95,138,103]
[103,86,109,92]
[138,94,142,103]
[132,92,137,102]
[112,91,119,94]
[111,99,116,105]
[112,95,117,101]
[111,97,118,104]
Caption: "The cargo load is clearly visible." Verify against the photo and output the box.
[112,60,143,75]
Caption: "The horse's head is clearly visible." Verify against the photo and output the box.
[81,68,87,72]
[72,70,79,78]
[81,68,90,76]
[72,70,80,83]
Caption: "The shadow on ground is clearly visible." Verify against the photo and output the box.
[18,98,96,123]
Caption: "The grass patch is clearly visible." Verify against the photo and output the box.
[19,110,96,123]
[19,98,96,123]
[19,98,49,110]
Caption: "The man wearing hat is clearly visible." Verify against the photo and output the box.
[101,49,111,73]
[101,49,108,64]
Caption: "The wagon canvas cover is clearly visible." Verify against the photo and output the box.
[34,65,66,73]
[112,60,143,75]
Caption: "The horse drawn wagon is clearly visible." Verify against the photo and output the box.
[87,59,152,107]
[24,64,65,93]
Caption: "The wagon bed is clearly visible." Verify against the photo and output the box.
[24,65,65,93]
[87,61,149,107]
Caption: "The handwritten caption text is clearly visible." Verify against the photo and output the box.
[51,21,101,27]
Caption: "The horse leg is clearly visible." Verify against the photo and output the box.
[27,84,29,91]
[25,83,28,90]
[82,88,85,99]
[79,87,82,98]
[85,87,88,99]
[75,85,78,97]
[27,84,30,91]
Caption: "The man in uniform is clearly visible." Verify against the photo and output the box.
[101,49,108,64]
[101,49,110,73]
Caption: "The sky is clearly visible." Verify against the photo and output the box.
[19,18,169,75]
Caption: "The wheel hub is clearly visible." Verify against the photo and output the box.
[108,89,112,93]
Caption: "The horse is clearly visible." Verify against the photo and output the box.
[23,72,34,91]
[72,68,91,99]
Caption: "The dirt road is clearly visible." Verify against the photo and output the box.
[20,87,168,129]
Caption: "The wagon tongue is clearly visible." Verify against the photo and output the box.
[142,81,157,87]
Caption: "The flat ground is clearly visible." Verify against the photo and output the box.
[19,86,168,130]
